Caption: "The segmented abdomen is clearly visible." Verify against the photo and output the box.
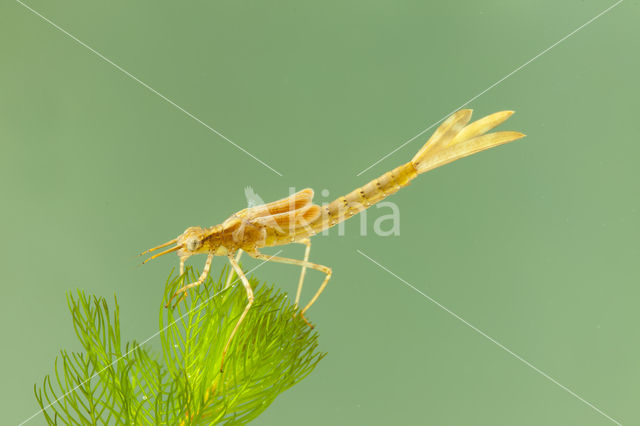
[300,161,417,237]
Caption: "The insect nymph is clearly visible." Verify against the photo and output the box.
[141,109,524,369]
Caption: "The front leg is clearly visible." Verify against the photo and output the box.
[166,251,214,308]
[179,255,188,276]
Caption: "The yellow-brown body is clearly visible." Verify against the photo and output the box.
[140,108,524,371]
[185,160,417,258]
[145,109,524,264]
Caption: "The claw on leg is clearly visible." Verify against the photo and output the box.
[297,312,313,328]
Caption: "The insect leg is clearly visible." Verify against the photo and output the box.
[224,250,243,289]
[166,252,214,308]
[295,239,311,308]
[221,254,254,372]
[246,250,331,327]
[179,256,187,276]
[179,254,192,282]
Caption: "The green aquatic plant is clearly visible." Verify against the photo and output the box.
[34,268,324,425]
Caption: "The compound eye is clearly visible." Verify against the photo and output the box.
[186,238,199,251]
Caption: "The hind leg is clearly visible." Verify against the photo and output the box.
[295,239,311,308]
[246,249,331,327]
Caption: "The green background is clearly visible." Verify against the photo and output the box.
[2,0,638,424]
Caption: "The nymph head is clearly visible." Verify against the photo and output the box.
[140,226,208,264]
[176,226,207,256]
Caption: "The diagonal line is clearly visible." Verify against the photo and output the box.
[355,0,623,177]
[16,0,283,177]
[357,249,622,426]
[18,250,283,425]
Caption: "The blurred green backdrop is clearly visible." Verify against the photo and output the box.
[1,0,638,424]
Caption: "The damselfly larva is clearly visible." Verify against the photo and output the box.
[141,109,524,370]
